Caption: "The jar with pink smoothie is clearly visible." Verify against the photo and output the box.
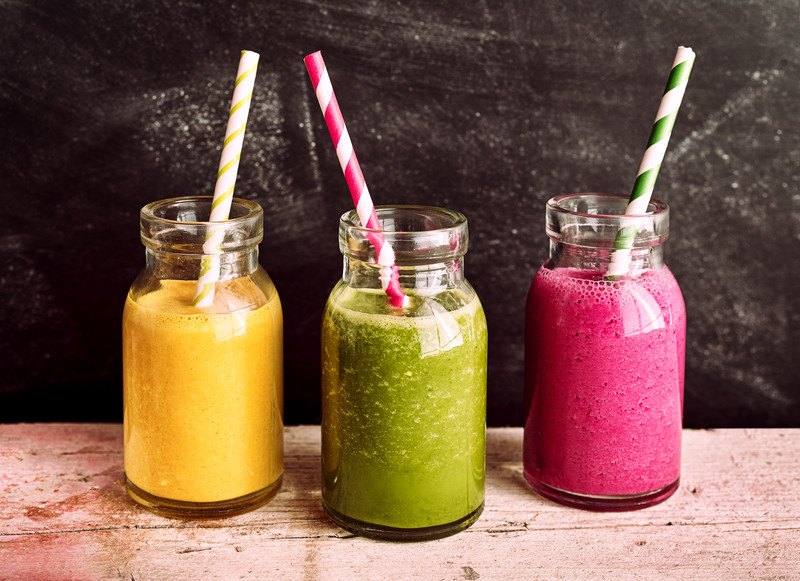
[523,193,686,510]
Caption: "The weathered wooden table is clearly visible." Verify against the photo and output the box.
[1,425,798,580]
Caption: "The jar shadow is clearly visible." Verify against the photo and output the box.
[485,430,562,509]
[279,437,356,539]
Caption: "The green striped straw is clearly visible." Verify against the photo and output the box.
[606,46,695,278]
[193,50,260,307]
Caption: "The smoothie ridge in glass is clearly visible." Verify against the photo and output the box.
[523,193,686,511]
[322,205,487,541]
[123,196,283,518]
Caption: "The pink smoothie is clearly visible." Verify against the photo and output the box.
[523,265,686,497]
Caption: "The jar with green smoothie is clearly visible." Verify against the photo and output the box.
[321,205,488,541]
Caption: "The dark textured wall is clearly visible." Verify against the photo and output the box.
[1,1,798,427]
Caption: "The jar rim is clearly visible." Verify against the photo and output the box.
[141,195,263,225]
[340,205,467,235]
[139,195,264,253]
[545,193,670,247]
[339,205,469,264]
[547,193,669,218]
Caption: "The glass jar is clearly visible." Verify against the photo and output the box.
[123,196,283,518]
[321,206,488,540]
[523,193,686,510]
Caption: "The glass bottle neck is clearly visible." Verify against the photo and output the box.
[543,193,671,276]
[146,248,259,281]
[343,256,465,292]
[549,240,665,273]
[139,196,265,282]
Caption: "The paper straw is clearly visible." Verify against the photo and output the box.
[303,51,407,308]
[606,46,695,277]
[193,50,260,306]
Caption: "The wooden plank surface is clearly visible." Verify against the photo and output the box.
[1,425,798,580]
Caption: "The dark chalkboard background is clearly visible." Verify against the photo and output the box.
[1,1,798,427]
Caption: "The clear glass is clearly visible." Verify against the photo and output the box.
[321,206,488,540]
[523,194,686,510]
[123,196,283,518]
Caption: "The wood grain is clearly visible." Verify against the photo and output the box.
[1,425,798,579]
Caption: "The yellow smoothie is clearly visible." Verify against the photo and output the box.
[123,276,283,504]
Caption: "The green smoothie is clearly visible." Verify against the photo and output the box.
[321,284,487,532]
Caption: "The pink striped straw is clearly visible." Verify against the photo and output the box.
[304,51,406,308]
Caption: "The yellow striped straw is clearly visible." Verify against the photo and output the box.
[193,50,260,307]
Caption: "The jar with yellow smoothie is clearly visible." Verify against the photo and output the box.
[123,196,283,517]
